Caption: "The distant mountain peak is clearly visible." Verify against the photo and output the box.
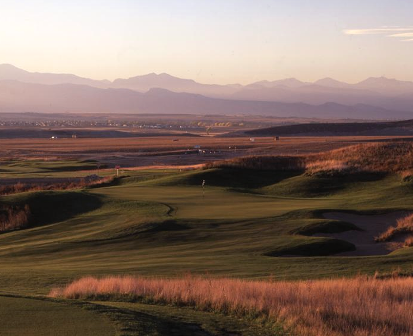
[248,77,305,89]
[0,63,21,69]
[316,77,343,84]
[356,77,413,94]
[0,63,28,74]
[315,77,350,88]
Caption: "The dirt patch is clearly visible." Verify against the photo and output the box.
[319,212,411,256]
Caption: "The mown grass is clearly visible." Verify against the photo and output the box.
[0,295,114,336]
[1,167,413,296]
[0,159,103,178]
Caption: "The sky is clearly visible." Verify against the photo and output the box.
[0,0,412,84]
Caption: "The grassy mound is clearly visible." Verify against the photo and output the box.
[144,168,300,190]
[290,220,361,235]
[209,142,413,176]
[265,238,356,256]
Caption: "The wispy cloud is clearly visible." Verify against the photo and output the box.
[389,32,413,37]
[344,27,413,35]
[344,26,413,42]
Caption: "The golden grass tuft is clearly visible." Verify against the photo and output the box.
[305,159,349,174]
[375,214,413,242]
[50,275,413,336]
[404,237,413,247]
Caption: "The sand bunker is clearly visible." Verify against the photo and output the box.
[320,212,411,256]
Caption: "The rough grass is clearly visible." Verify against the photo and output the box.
[376,214,413,242]
[306,142,413,175]
[0,176,115,196]
[404,237,413,247]
[51,275,413,336]
[209,142,413,176]
[0,204,31,232]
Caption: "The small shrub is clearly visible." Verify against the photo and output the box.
[0,204,31,232]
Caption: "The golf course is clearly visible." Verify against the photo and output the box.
[2,142,413,335]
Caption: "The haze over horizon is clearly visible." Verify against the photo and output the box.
[1,0,412,85]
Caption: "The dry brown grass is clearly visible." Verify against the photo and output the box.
[307,142,413,174]
[0,176,115,196]
[375,214,413,242]
[50,275,413,336]
[210,142,413,176]
[404,237,413,247]
[305,159,349,174]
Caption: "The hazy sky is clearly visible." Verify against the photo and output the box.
[1,0,412,84]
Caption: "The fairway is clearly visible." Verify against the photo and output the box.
[0,296,114,336]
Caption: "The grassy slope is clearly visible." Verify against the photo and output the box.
[0,160,102,178]
[1,167,413,292]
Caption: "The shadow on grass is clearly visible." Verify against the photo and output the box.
[3,191,103,229]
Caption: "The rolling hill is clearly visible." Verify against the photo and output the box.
[231,119,413,136]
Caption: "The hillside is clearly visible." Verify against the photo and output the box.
[230,119,413,136]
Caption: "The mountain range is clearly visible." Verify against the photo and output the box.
[0,64,412,119]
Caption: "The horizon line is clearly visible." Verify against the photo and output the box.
[0,63,412,86]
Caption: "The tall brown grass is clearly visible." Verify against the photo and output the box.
[306,142,413,175]
[404,237,413,247]
[0,176,115,196]
[0,204,31,232]
[50,275,413,336]
[375,214,413,242]
[305,159,349,175]
[208,142,413,176]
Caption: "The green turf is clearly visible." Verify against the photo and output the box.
[2,163,413,334]
[0,160,104,178]
[0,296,114,336]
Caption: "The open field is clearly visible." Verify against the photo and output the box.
[2,135,413,167]
[2,140,413,335]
